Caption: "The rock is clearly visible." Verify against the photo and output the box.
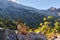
[17,33,26,40]
[17,32,47,40]
[0,28,5,40]
[0,28,47,40]
[4,28,17,40]
[36,33,47,40]
[26,32,36,40]
[26,32,47,40]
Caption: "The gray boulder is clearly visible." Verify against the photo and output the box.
[4,28,17,40]
[17,32,47,40]
[0,28,5,40]
[0,28,47,40]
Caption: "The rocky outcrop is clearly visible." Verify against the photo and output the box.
[0,28,17,40]
[4,29,17,40]
[17,32,47,40]
[0,28,47,40]
[0,28,5,40]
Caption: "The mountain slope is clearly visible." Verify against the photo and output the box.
[0,0,59,27]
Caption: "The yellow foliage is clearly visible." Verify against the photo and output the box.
[48,16,53,19]
[43,18,47,20]
[44,22,48,25]
[29,29,33,33]
[54,22,59,26]
[34,29,40,34]
[40,23,43,26]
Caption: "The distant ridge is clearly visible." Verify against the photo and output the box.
[0,0,60,27]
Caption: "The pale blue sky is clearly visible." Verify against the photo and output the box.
[17,0,60,9]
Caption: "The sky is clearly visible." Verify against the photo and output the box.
[12,0,60,10]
